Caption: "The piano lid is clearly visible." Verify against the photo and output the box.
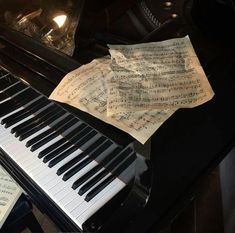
[0,0,84,56]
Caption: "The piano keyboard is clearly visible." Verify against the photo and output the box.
[0,68,136,230]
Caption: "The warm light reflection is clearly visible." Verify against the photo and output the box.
[53,15,67,28]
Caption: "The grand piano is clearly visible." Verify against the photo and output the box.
[0,0,235,232]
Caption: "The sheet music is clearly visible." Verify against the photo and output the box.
[107,36,214,115]
[50,36,214,144]
[0,165,22,228]
[50,57,176,144]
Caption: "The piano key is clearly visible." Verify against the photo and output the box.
[0,74,134,230]
[40,126,92,158]
[62,140,113,181]
[60,173,112,211]
[85,154,135,202]
[1,96,45,124]
[11,103,54,134]
[14,103,60,136]
[57,152,87,176]
[71,147,123,190]
[75,179,125,225]
[78,148,133,197]
[33,135,102,189]
[0,92,9,102]
[0,88,40,117]
[53,161,98,200]
[19,110,66,141]
[38,123,92,158]
[26,114,74,148]
[70,178,123,219]
[78,169,109,196]
[0,69,9,78]
[0,120,127,230]
[48,135,106,168]
[34,133,101,183]
[72,165,103,190]
[3,81,28,97]
[2,96,48,127]
[0,75,18,91]
[43,130,97,164]
[30,118,79,152]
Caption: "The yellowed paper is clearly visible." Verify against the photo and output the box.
[49,57,176,144]
[107,36,214,115]
[0,166,22,228]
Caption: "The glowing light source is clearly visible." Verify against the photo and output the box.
[53,15,67,28]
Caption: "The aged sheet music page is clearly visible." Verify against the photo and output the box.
[107,36,214,115]
[0,165,22,228]
[49,57,176,144]
[50,36,214,144]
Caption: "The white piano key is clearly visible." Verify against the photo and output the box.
[76,179,125,225]
[34,147,83,181]
[0,105,127,231]
[70,178,119,221]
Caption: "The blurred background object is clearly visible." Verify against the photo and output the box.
[0,0,84,55]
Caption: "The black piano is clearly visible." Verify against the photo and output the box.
[0,0,235,232]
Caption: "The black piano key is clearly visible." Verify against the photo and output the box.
[0,75,18,91]
[47,132,101,168]
[77,144,123,195]
[12,87,40,105]
[44,145,78,165]
[3,97,48,127]
[12,103,56,135]
[0,99,21,118]
[26,114,74,148]
[0,69,8,77]
[1,96,43,124]
[14,105,59,137]
[78,169,109,196]
[19,110,65,141]
[40,126,92,159]
[85,176,115,202]
[0,92,10,102]
[4,82,28,97]
[62,140,113,181]
[63,157,93,182]
[0,88,40,118]
[59,140,113,177]
[57,152,87,176]
[61,139,110,181]
[30,118,79,152]
[38,123,92,158]
[72,147,123,190]
[44,130,97,164]
[79,147,132,194]
[85,154,136,202]
[72,165,102,190]
[37,138,67,157]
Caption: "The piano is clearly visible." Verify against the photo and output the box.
[0,0,235,232]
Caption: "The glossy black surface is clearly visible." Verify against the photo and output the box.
[1,0,235,232]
